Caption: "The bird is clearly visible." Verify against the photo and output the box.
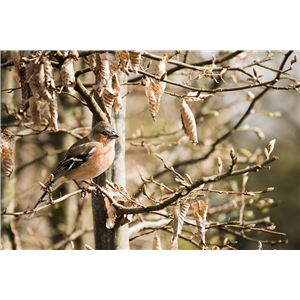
[27,121,119,219]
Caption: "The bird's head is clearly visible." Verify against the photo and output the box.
[90,121,119,144]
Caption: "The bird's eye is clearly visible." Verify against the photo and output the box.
[101,131,108,136]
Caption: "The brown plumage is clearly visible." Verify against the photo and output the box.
[27,121,119,219]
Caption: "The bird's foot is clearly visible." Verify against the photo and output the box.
[83,180,102,195]
[73,180,88,198]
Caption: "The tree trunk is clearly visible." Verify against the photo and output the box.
[91,66,129,250]
[1,54,16,249]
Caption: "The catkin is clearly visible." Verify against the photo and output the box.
[117,51,130,76]
[0,132,15,178]
[155,54,169,91]
[35,63,52,101]
[101,85,118,124]
[153,234,162,250]
[60,57,76,91]
[29,96,41,125]
[93,52,119,98]
[88,53,96,71]
[43,57,55,92]
[144,76,163,121]
[191,200,208,249]
[180,100,198,145]
[128,51,142,74]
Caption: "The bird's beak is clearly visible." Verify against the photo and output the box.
[108,132,119,139]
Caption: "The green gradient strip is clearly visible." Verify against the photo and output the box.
[171,250,178,300]
[155,250,162,300]
[118,250,153,300]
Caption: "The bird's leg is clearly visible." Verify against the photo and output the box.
[73,180,87,198]
[82,180,94,187]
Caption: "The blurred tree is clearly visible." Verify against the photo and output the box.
[1,50,299,250]
[1,63,17,249]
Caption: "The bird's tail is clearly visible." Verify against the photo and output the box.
[27,190,48,220]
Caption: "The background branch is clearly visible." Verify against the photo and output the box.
[108,156,278,215]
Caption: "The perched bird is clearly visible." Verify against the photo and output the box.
[27,121,119,219]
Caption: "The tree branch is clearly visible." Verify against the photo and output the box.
[128,219,171,237]
[74,78,107,122]
[222,226,288,246]
[49,226,93,250]
[133,50,294,198]
[129,50,244,82]
[1,188,96,217]
[103,156,278,215]
[135,68,277,93]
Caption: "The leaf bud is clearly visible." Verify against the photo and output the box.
[265,225,276,231]
[246,224,256,228]
[230,148,235,159]
[85,244,94,250]
[160,72,167,81]
[233,155,239,165]
[230,221,241,225]
[264,148,269,159]
[219,68,227,77]
[154,153,164,161]
[146,61,152,69]
[39,182,47,190]
[142,184,147,194]
[294,55,298,63]
[253,68,258,77]
[266,139,276,154]
[246,192,256,196]
[217,157,222,174]
[229,241,238,245]
[186,173,193,184]
[263,187,274,193]
[49,173,54,183]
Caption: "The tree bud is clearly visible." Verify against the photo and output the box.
[49,173,54,183]
[233,155,239,165]
[230,148,235,159]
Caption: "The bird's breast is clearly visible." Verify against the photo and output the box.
[65,141,115,181]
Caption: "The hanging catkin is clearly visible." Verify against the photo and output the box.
[144,76,163,121]
[128,51,142,74]
[180,100,198,145]
[60,57,76,91]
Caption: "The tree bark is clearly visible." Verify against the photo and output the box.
[1,54,16,250]
[91,65,129,250]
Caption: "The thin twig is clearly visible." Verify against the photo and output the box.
[136,68,278,94]
[105,156,278,215]
[1,188,96,217]
[133,51,294,198]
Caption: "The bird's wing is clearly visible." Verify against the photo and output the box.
[51,137,99,180]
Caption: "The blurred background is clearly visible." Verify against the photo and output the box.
[1,50,299,250]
